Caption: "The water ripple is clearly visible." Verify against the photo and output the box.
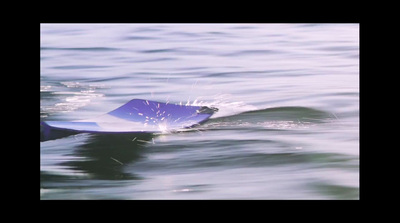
[41,47,120,52]
[40,24,359,200]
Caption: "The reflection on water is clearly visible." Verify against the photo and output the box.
[40,133,156,199]
[64,133,154,180]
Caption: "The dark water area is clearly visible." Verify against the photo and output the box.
[40,24,359,199]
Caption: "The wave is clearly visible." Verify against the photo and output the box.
[198,106,334,131]
[231,106,331,121]
[40,47,119,52]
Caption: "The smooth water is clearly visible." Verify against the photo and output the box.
[40,23,359,200]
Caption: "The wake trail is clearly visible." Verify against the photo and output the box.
[185,95,335,131]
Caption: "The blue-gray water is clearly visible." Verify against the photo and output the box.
[40,24,359,199]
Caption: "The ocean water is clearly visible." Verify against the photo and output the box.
[40,23,359,200]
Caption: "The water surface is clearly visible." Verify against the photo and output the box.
[40,23,359,199]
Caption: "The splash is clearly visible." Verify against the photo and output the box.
[181,94,258,119]
[40,81,105,117]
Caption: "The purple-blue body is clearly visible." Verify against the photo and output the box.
[41,99,216,141]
